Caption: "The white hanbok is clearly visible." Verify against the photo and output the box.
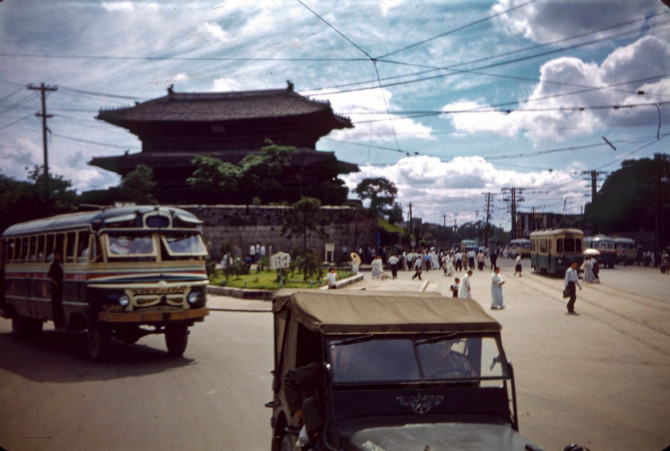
[458,274,472,299]
[582,258,596,283]
[491,272,505,308]
[371,258,384,278]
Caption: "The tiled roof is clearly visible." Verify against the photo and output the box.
[97,84,352,128]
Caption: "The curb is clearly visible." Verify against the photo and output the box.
[206,274,366,300]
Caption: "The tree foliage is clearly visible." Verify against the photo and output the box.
[282,196,329,280]
[0,166,78,232]
[588,153,670,233]
[118,164,157,204]
[354,177,402,223]
[187,142,295,204]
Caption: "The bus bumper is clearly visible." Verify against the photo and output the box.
[98,307,209,324]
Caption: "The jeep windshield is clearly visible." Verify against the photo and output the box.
[327,334,508,385]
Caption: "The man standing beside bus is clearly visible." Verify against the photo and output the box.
[564,260,582,315]
[48,251,65,328]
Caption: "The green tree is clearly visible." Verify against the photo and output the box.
[588,153,670,235]
[119,164,157,204]
[354,177,402,222]
[187,155,241,201]
[0,167,78,232]
[281,197,329,280]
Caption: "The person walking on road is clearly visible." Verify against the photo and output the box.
[490,267,505,310]
[564,260,582,315]
[388,254,399,279]
[458,270,473,299]
[411,256,422,280]
[513,255,523,277]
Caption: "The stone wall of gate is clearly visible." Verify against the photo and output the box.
[179,205,377,262]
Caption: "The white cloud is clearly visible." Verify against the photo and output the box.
[318,89,434,143]
[493,0,661,44]
[441,35,670,142]
[342,155,588,224]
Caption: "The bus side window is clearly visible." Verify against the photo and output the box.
[37,235,46,262]
[66,232,77,263]
[21,237,30,262]
[45,234,55,261]
[557,239,563,252]
[78,232,90,262]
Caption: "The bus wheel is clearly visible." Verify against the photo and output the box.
[87,323,111,361]
[165,326,189,356]
[12,316,43,340]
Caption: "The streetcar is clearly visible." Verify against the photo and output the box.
[508,238,531,259]
[614,237,637,266]
[530,228,584,275]
[583,235,617,268]
[0,205,210,360]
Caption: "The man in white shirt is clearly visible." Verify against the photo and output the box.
[325,267,337,289]
[564,260,582,315]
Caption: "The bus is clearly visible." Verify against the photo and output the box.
[530,229,584,275]
[508,238,531,259]
[614,237,637,266]
[460,239,479,252]
[583,235,617,268]
[0,206,210,360]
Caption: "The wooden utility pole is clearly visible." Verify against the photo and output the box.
[28,83,58,196]
[502,187,523,239]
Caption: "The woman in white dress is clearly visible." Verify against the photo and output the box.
[370,255,384,279]
[490,267,505,309]
[582,257,596,283]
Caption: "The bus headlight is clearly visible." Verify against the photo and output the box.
[119,295,131,307]
[187,291,200,305]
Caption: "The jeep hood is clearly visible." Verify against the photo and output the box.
[346,422,542,451]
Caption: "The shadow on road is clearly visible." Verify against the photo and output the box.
[0,329,195,382]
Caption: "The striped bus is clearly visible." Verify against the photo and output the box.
[584,235,617,268]
[530,229,584,275]
[0,206,209,360]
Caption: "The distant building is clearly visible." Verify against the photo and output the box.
[90,82,358,204]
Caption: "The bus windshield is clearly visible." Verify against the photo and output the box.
[106,233,154,258]
[161,233,207,256]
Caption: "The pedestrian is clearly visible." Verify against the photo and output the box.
[454,250,463,272]
[581,257,596,283]
[467,249,476,270]
[513,255,522,277]
[325,267,337,289]
[388,254,399,279]
[490,249,498,270]
[458,270,473,299]
[450,278,460,298]
[490,267,505,310]
[591,257,600,283]
[411,256,422,280]
[476,251,486,271]
[47,250,65,328]
[564,260,582,315]
[350,252,361,275]
[371,255,384,279]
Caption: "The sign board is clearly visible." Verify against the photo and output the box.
[270,252,291,270]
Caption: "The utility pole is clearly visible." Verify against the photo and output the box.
[483,192,493,248]
[28,83,58,197]
[582,170,607,234]
[502,187,524,239]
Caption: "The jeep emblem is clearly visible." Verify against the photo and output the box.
[396,394,444,414]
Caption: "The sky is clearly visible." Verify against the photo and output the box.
[1,0,669,229]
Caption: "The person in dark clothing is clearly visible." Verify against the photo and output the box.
[47,251,65,328]
[283,362,324,443]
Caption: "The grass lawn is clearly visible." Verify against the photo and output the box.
[209,269,353,290]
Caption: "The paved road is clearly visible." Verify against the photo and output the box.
[0,258,668,450]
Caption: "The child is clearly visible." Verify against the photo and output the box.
[450,278,460,297]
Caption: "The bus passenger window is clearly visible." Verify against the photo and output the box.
[557,239,563,252]
[78,232,90,262]
[66,232,77,263]
[37,235,45,262]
